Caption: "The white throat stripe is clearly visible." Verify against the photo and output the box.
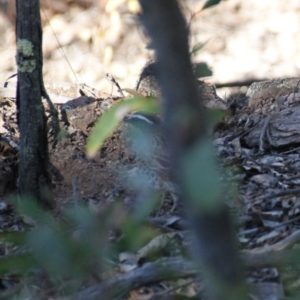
[131,114,154,124]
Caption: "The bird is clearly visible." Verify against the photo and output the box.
[122,112,179,213]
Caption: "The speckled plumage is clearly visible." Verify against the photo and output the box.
[123,113,178,212]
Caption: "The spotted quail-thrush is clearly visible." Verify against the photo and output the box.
[123,112,179,213]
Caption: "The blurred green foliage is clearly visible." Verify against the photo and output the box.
[1,0,228,298]
[86,96,159,158]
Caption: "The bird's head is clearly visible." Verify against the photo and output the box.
[123,113,161,129]
[123,113,162,159]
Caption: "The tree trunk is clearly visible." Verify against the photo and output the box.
[138,1,247,299]
[16,0,53,208]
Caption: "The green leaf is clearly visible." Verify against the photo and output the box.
[0,253,36,274]
[205,108,229,131]
[193,62,213,78]
[145,41,155,50]
[191,40,209,55]
[86,97,159,158]
[202,0,222,10]
[28,226,73,278]
[119,218,158,252]
[0,232,26,245]
[181,139,222,211]
[16,197,55,227]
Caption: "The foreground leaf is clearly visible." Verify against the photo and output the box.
[86,97,159,158]
[0,232,26,245]
[193,62,213,78]
[191,40,209,55]
[0,253,36,274]
[182,139,223,211]
[202,0,222,10]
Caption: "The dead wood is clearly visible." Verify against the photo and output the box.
[245,106,300,148]
[75,257,197,300]
[247,77,300,114]
[75,250,298,300]
[243,228,300,255]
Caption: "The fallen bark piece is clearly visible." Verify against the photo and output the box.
[247,77,300,114]
[74,251,297,300]
[244,106,300,148]
[61,96,100,134]
[136,61,228,110]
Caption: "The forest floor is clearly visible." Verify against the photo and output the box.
[1,0,300,299]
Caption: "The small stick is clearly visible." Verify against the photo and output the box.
[106,73,125,97]
[0,134,20,152]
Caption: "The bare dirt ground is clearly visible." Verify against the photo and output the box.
[2,0,300,199]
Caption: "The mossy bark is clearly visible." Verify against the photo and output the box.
[16,0,53,209]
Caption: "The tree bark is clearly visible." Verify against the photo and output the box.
[16,0,53,208]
